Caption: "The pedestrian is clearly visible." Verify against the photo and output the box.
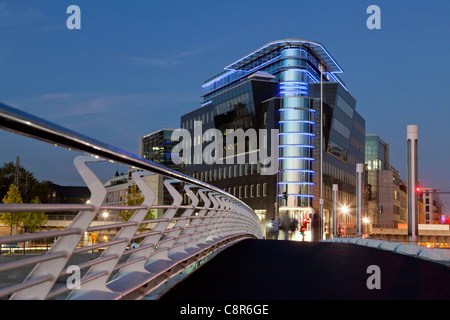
[281,214,291,240]
[272,214,280,240]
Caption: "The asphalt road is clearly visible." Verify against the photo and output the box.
[160,239,450,300]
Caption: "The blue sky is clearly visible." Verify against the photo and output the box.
[1,0,449,209]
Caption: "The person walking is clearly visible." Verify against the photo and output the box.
[272,214,280,240]
[280,214,291,240]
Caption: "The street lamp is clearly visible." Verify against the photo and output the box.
[363,217,371,237]
[341,205,349,215]
[102,211,109,243]
[339,205,349,237]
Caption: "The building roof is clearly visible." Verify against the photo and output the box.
[224,39,344,73]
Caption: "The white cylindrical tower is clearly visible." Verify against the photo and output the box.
[407,125,418,243]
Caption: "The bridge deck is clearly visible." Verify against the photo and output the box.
[160,239,450,300]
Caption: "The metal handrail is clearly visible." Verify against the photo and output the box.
[0,103,252,211]
[0,103,263,300]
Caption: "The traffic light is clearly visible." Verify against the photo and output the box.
[282,191,287,200]
[300,217,309,241]
[416,186,423,198]
[300,217,309,233]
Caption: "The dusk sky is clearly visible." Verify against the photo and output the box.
[1,1,449,210]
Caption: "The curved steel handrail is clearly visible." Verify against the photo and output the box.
[0,103,252,211]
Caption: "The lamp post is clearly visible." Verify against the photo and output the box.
[332,184,338,238]
[319,64,324,241]
[340,205,349,237]
[363,217,371,237]
[102,210,109,242]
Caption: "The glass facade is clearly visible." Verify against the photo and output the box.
[309,82,365,239]
[140,129,178,168]
[278,48,316,209]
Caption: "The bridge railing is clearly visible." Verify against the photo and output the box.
[0,103,263,300]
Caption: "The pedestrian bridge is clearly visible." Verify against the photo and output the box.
[0,103,449,300]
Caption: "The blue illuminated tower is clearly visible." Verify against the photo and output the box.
[278,47,317,210]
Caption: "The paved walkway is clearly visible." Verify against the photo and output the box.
[160,239,450,300]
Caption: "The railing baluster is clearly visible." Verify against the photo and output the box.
[9,156,106,300]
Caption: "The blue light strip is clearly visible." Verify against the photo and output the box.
[278,144,316,148]
[278,120,316,125]
[278,182,315,185]
[278,132,316,137]
[326,71,348,92]
[277,194,315,198]
[282,169,315,173]
[279,108,316,113]
[278,157,315,161]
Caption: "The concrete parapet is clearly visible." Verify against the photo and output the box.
[355,238,370,246]
[378,241,403,251]
[348,237,361,244]
[322,238,449,266]
[418,248,450,263]
[395,244,425,256]
[365,239,384,248]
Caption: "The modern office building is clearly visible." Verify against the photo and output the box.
[139,129,178,169]
[178,39,365,240]
[365,134,408,229]
[138,128,183,213]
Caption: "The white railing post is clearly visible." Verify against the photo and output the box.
[11,156,106,300]
[67,170,156,299]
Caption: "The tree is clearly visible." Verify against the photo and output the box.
[22,196,48,233]
[118,184,154,232]
[0,184,26,235]
[0,161,51,204]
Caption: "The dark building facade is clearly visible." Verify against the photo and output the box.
[139,129,178,169]
[177,39,365,240]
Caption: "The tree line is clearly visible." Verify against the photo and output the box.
[0,161,155,237]
[0,161,50,235]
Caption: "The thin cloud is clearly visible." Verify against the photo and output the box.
[0,3,48,27]
[130,46,214,68]
[6,91,199,120]
[129,56,179,68]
